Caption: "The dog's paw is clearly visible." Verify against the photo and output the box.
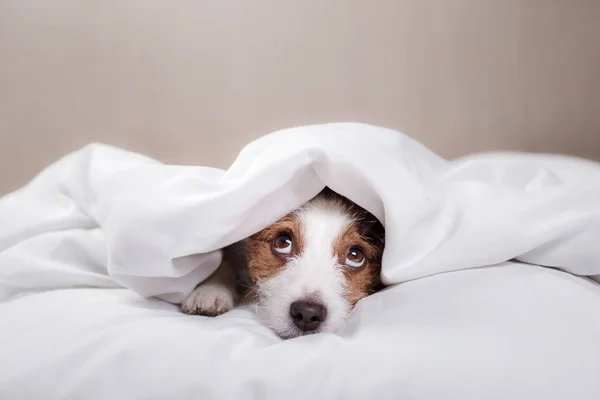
[180,285,236,317]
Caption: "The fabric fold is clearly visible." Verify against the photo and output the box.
[1,123,600,303]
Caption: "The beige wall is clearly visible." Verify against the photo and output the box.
[1,0,599,194]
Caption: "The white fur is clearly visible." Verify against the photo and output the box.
[255,197,354,338]
[181,261,237,316]
[181,283,236,315]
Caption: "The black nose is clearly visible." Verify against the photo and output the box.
[289,301,327,332]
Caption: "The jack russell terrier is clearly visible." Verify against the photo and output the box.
[181,188,385,339]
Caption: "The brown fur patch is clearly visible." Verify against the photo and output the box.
[244,212,305,283]
[331,199,385,306]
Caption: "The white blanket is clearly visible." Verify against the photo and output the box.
[1,123,600,399]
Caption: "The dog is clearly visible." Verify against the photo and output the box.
[181,188,385,339]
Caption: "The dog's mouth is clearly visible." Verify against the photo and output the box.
[277,328,321,340]
[262,321,327,340]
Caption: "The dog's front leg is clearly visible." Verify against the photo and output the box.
[180,260,238,316]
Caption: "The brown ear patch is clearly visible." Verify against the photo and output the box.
[244,212,305,283]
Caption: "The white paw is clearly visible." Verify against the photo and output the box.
[180,285,236,317]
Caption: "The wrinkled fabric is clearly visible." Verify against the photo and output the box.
[1,123,600,399]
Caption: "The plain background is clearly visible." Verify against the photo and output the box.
[1,0,599,194]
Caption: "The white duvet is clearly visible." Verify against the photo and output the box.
[1,123,600,399]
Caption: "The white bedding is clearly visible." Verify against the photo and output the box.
[1,123,600,399]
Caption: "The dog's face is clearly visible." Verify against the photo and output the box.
[244,189,385,339]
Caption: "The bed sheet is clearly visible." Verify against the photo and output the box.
[1,123,600,399]
[2,263,600,399]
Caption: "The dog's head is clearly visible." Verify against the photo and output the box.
[244,188,385,339]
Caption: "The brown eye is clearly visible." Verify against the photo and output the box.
[273,233,293,254]
[345,247,365,268]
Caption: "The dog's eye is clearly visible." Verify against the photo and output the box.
[273,233,293,254]
[345,247,365,268]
